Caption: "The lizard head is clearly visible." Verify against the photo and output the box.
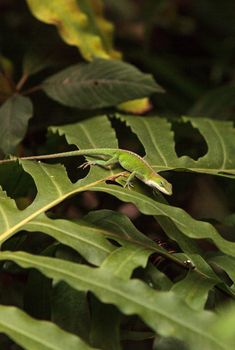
[144,173,173,196]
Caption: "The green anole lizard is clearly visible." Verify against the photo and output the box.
[0,148,172,195]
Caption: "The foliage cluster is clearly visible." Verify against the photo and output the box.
[0,1,235,349]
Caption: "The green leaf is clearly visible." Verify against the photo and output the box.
[0,116,116,243]
[26,0,120,60]
[24,214,115,266]
[209,255,235,286]
[100,245,151,279]
[91,183,235,258]
[0,250,229,350]
[85,209,161,248]
[145,263,173,291]
[154,209,202,254]
[0,94,33,154]
[0,163,170,267]
[52,114,119,180]
[1,114,234,262]
[118,114,235,177]
[0,116,168,267]
[1,114,234,263]
[84,209,176,264]
[42,59,162,109]
[171,255,219,310]
[211,303,235,348]
[51,115,118,149]
[0,159,110,244]
[0,304,97,350]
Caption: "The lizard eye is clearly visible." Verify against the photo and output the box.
[159,181,164,187]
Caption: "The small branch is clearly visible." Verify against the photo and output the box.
[16,73,28,91]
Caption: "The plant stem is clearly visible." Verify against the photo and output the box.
[16,73,28,91]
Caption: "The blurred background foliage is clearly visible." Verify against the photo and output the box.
[1,0,235,118]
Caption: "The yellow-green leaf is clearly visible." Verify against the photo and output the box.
[26,0,121,61]
[0,305,97,350]
[118,97,153,114]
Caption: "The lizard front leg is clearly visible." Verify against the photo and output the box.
[123,171,137,189]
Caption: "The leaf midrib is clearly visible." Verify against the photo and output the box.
[44,78,156,92]
[0,175,112,244]
[28,220,111,254]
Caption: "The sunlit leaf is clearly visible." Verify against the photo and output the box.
[26,0,120,60]
[118,97,153,114]
[0,304,97,350]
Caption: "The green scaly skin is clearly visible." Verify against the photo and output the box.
[0,148,172,195]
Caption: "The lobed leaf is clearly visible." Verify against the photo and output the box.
[0,116,117,244]
[0,304,97,350]
[91,182,235,258]
[51,115,118,149]
[24,214,115,266]
[118,114,235,177]
[100,245,151,279]
[0,250,229,350]
[0,160,112,244]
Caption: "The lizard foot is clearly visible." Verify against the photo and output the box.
[79,161,95,169]
[124,181,134,190]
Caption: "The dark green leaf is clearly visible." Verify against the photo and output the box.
[0,94,33,154]
[0,251,228,350]
[42,59,163,109]
[90,297,121,350]
[52,281,90,340]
